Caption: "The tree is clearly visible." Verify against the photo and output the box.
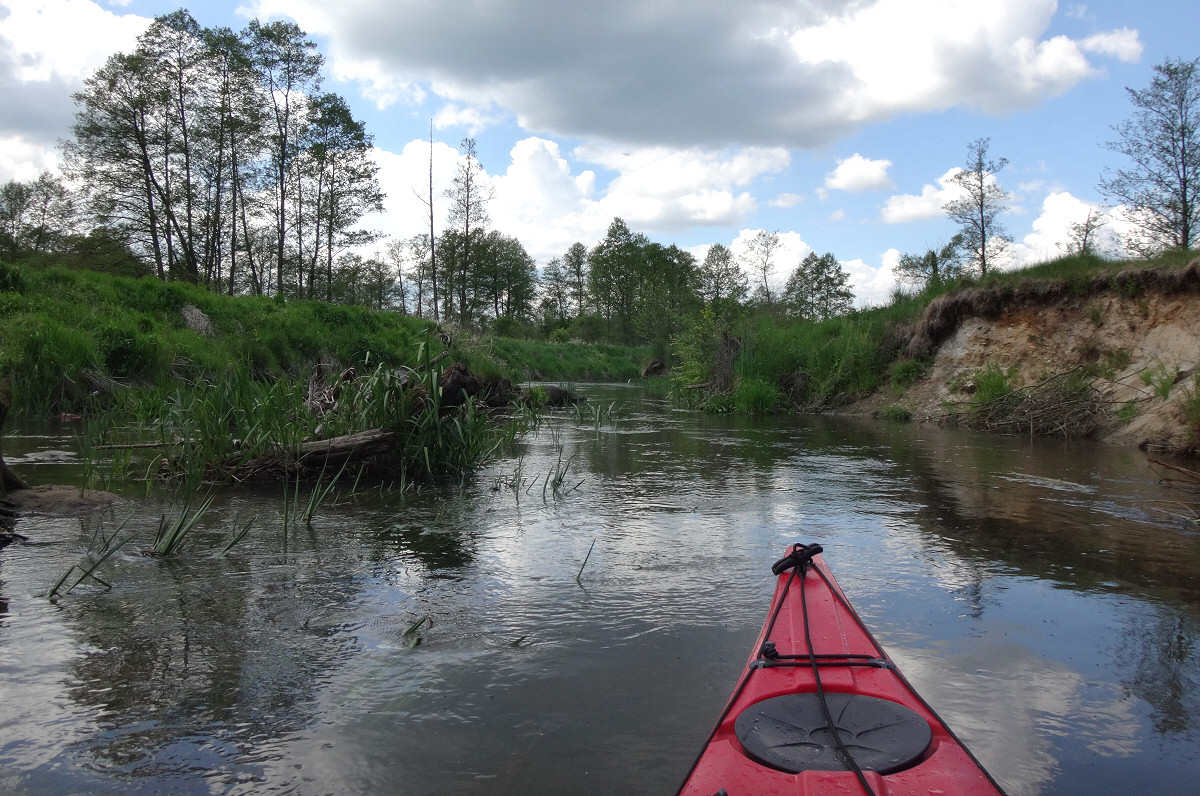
[783,252,854,320]
[247,19,323,296]
[0,179,32,259]
[358,254,398,311]
[538,256,572,326]
[697,242,748,320]
[634,242,698,352]
[1062,208,1109,257]
[742,229,781,308]
[588,217,649,344]
[894,235,964,290]
[381,237,411,314]
[477,231,537,323]
[1099,57,1200,255]
[562,241,589,317]
[65,49,172,278]
[138,9,209,283]
[436,227,483,325]
[201,25,266,294]
[300,92,384,301]
[0,172,75,259]
[403,233,435,318]
[444,138,493,324]
[943,138,1010,276]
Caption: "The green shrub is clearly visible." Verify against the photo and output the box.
[973,363,1015,404]
[733,376,781,414]
[0,261,27,293]
[97,324,163,378]
[1140,362,1176,400]
[881,404,913,422]
[1182,376,1200,438]
[890,359,926,388]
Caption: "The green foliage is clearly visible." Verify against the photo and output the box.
[0,261,27,293]
[733,377,781,414]
[1182,375,1200,439]
[1117,400,1139,424]
[881,405,913,422]
[973,362,1017,405]
[97,322,164,378]
[152,495,215,555]
[0,266,434,416]
[890,359,926,388]
[671,305,719,391]
[523,385,549,407]
[1141,362,1177,400]
[783,251,854,320]
[731,307,913,409]
[485,337,646,381]
[894,235,964,290]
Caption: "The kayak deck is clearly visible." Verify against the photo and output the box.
[678,543,1005,795]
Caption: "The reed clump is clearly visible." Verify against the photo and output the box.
[118,358,520,486]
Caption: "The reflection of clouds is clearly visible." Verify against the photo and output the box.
[889,640,1141,796]
[0,516,98,774]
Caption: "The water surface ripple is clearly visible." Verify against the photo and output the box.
[1,385,1198,794]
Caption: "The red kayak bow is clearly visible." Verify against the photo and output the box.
[678,543,1006,795]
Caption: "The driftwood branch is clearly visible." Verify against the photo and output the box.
[940,366,1102,438]
[296,429,398,469]
[1148,457,1200,484]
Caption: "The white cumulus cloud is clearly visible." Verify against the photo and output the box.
[882,168,968,224]
[1081,29,1143,62]
[1009,191,1122,265]
[824,154,895,193]
[0,0,149,178]
[371,137,790,263]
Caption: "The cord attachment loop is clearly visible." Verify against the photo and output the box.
[771,543,823,576]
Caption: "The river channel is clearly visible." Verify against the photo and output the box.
[1,383,1198,795]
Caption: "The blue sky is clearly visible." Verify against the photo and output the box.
[1,0,1195,303]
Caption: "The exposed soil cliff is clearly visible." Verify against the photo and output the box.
[863,260,1200,453]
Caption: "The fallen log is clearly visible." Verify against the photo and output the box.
[295,429,398,470]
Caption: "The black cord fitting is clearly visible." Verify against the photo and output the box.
[771,543,824,575]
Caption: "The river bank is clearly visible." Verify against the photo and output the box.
[849,259,1200,454]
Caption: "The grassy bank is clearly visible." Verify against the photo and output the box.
[674,250,1199,414]
[0,262,652,486]
[0,263,649,419]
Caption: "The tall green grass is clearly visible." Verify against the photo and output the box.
[0,263,653,422]
[110,360,513,485]
[673,250,1197,414]
[483,336,649,381]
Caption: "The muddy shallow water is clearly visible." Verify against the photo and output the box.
[1,384,1198,794]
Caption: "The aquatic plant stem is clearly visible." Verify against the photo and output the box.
[576,538,596,583]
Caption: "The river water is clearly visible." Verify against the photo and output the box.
[1,384,1198,795]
